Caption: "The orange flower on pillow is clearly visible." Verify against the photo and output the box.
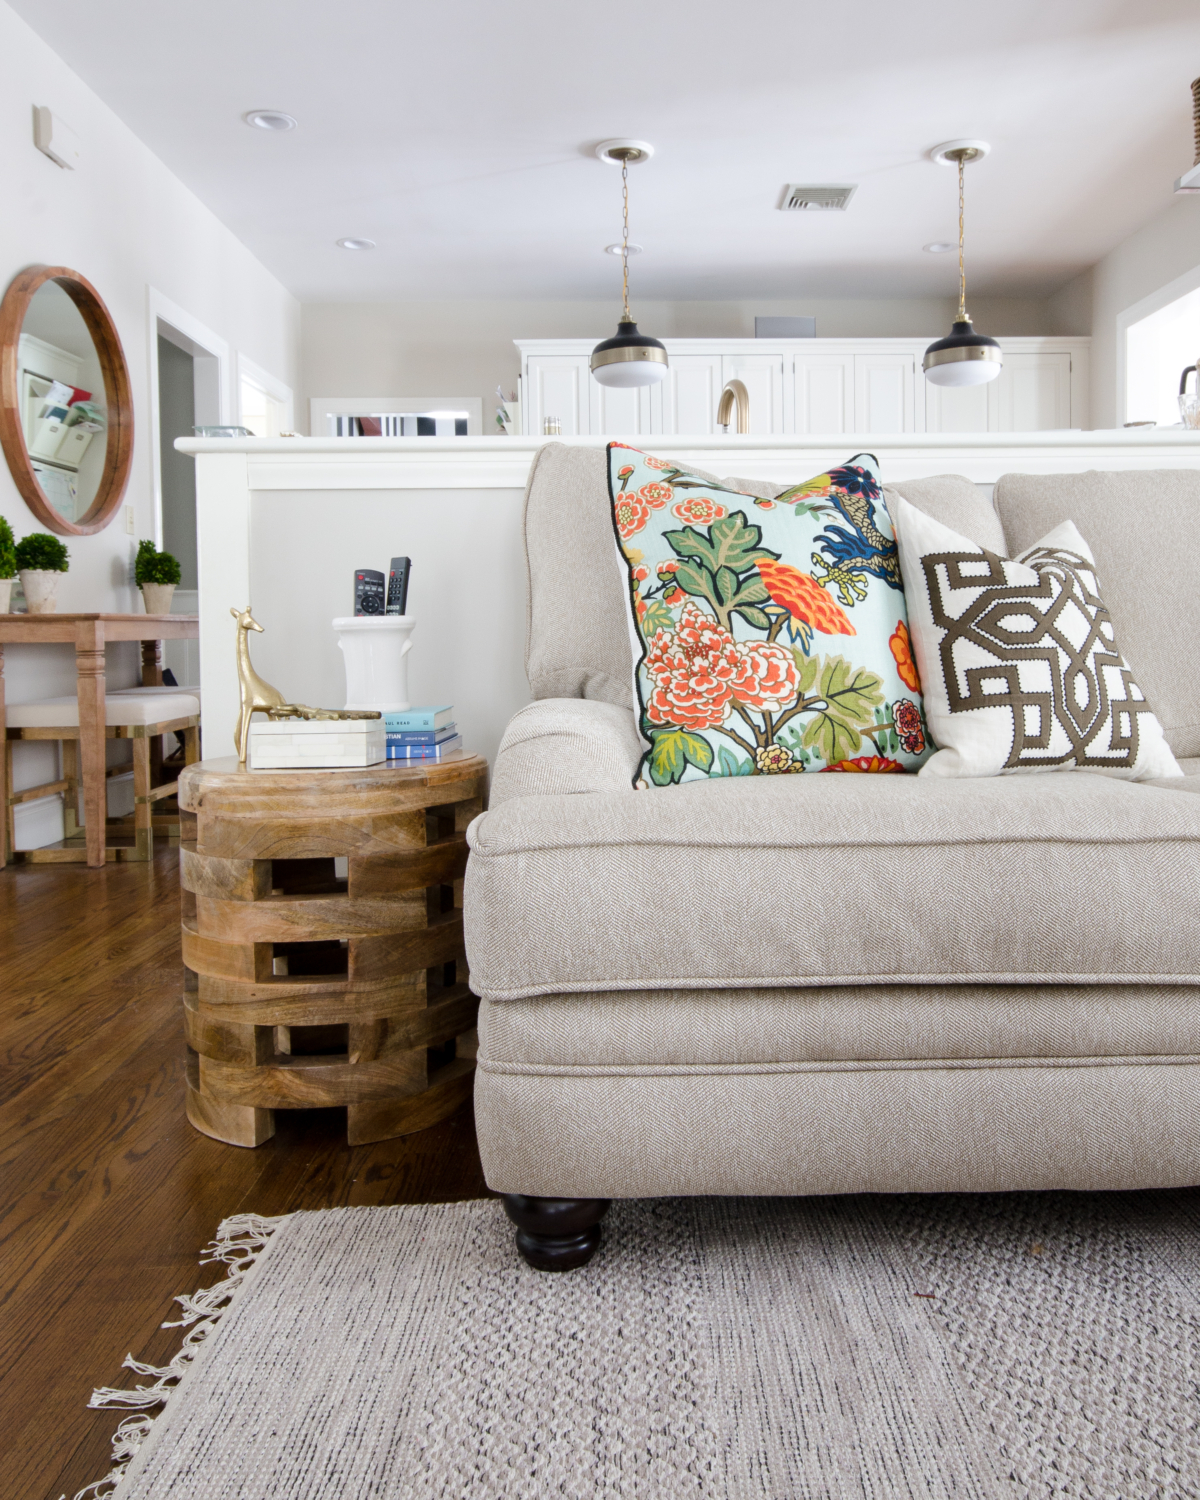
[671,494,728,524]
[638,481,673,510]
[614,490,652,540]
[889,621,921,691]
[756,558,855,638]
[824,756,905,773]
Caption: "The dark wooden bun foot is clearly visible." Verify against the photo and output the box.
[501,1194,611,1271]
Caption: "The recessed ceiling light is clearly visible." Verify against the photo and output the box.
[924,242,955,253]
[605,242,643,255]
[243,109,296,131]
[337,237,376,251]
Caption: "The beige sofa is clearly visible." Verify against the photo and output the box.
[464,445,1200,1270]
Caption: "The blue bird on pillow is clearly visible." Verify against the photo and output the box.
[807,464,903,607]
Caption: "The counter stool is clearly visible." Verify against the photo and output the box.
[5,692,200,862]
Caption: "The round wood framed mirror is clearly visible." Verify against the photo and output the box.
[0,265,134,536]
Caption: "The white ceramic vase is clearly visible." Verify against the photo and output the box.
[20,569,61,614]
[141,582,176,614]
[333,616,415,711]
[0,578,12,614]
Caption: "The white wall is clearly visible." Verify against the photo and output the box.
[300,294,1056,436]
[0,0,300,846]
[1055,193,1200,429]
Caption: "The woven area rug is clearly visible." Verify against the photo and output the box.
[95,1190,1200,1499]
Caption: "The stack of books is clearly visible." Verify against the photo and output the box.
[383,705,462,761]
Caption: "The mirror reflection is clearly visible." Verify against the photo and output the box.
[17,281,108,523]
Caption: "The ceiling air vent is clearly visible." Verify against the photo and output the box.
[779,184,857,211]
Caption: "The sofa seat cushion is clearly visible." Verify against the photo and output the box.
[464,772,1200,999]
[479,985,1200,1069]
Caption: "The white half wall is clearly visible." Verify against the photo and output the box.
[0,1,300,846]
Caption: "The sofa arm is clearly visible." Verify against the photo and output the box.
[488,699,642,807]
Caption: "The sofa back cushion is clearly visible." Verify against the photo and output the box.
[885,474,1007,553]
[995,471,1200,757]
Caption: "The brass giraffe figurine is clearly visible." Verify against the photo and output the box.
[231,606,380,765]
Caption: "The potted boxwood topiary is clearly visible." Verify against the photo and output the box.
[135,540,182,614]
[0,516,15,614]
[15,531,69,614]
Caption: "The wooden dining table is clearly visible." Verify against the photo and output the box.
[0,612,200,868]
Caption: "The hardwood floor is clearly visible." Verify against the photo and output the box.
[0,847,489,1500]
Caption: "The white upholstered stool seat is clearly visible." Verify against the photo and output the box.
[7,692,199,729]
[5,693,200,863]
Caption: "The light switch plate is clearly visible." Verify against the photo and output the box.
[125,505,135,534]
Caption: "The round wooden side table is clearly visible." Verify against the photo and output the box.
[177,752,487,1147]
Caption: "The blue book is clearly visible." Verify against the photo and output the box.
[386,735,463,760]
[382,705,454,732]
[385,724,457,746]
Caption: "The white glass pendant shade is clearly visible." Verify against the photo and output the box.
[924,360,1002,387]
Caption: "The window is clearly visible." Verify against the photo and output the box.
[239,377,289,437]
[1125,285,1200,427]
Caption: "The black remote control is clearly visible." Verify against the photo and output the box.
[386,556,411,615]
[354,568,385,615]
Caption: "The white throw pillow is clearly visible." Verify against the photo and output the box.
[892,496,1181,781]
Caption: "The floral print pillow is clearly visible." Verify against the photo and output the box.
[608,443,933,787]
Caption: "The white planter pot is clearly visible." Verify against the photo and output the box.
[333,616,415,711]
[20,569,61,614]
[0,579,12,613]
[141,582,177,614]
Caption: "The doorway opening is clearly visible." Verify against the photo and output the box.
[147,290,231,687]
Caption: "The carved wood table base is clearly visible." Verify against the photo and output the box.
[178,753,486,1147]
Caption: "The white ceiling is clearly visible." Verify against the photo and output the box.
[13,0,1200,304]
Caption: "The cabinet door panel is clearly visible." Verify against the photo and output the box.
[590,378,658,437]
[990,352,1072,431]
[924,379,991,434]
[721,354,785,434]
[527,357,588,436]
[853,354,915,433]
[662,356,721,435]
[793,355,851,433]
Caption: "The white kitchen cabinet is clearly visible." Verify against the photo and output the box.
[990,351,1073,431]
[793,354,852,434]
[589,378,658,438]
[923,377,992,435]
[661,355,722,436]
[853,353,917,434]
[720,353,786,435]
[524,355,589,436]
[516,337,1091,436]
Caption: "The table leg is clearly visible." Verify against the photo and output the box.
[76,637,107,868]
[141,638,163,687]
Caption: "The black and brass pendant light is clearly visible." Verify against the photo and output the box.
[590,140,668,388]
[923,140,1002,388]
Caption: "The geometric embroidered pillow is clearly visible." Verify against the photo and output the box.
[608,444,934,787]
[892,495,1181,781]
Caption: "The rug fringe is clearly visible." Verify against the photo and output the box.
[65,1213,286,1499]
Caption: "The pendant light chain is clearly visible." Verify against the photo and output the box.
[621,159,632,322]
[957,154,967,321]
